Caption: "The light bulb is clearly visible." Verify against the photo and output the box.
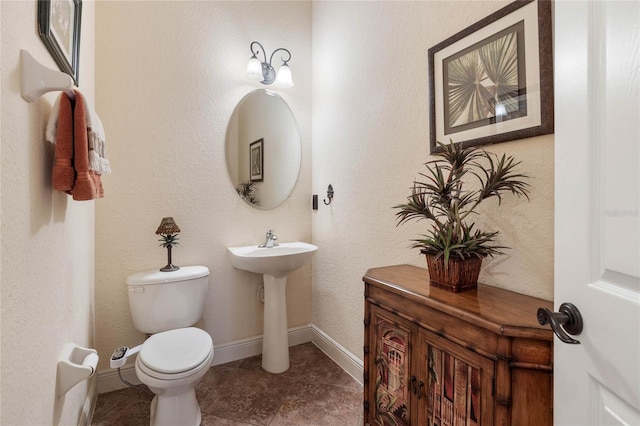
[246,57,263,81]
[275,63,294,88]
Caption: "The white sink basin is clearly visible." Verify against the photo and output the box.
[227,241,318,278]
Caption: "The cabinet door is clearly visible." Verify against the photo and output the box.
[368,305,416,426]
[417,329,494,426]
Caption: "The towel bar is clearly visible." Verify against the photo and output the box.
[21,50,76,102]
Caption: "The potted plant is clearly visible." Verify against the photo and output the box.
[394,140,530,292]
[235,180,259,205]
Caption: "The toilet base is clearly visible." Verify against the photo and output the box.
[148,391,202,426]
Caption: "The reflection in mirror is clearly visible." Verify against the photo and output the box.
[225,89,301,210]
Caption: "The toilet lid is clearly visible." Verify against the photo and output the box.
[139,327,213,374]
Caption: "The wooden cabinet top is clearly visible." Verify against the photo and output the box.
[363,264,554,340]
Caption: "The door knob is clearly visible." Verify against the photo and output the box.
[537,302,583,344]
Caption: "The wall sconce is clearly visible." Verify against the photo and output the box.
[156,217,180,272]
[246,41,294,88]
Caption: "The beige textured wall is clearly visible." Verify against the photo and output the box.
[1,1,96,424]
[311,1,554,361]
[94,1,312,372]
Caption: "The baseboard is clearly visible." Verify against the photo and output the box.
[97,364,142,394]
[96,324,363,393]
[78,375,98,426]
[310,325,364,385]
[211,324,313,366]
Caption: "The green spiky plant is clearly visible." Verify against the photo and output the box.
[394,140,530,267]
[235,180,259,205]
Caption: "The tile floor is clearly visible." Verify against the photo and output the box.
[92,342,364,425]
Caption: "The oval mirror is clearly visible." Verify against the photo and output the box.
[225,89,301,210]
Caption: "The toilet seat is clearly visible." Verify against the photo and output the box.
[138,327,213,380]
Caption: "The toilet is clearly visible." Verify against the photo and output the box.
[126,265,213,426]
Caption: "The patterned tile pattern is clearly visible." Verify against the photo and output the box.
[92,343,364,425]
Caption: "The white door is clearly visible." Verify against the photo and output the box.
[555,1,640,424]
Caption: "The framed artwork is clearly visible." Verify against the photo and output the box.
[428,0,553,153]
[38,0,83,85]
[250,138,264,182]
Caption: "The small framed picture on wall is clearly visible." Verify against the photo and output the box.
[38,0,83,85]
[250,138,264,182]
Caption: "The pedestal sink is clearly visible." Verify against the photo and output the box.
[227,242,318,373]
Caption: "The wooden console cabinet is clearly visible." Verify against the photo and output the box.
[363,265,554,426]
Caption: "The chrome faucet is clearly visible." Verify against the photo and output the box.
[259,230,279,248]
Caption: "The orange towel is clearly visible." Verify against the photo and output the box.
[51,90,103,200]
[52,93,75,193]
[72,91,102,200]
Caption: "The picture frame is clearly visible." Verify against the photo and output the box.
[249,138,264,182]
[38,0,82,85]
[428,0,553,153]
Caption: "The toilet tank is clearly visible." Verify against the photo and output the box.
[126,266,210,334]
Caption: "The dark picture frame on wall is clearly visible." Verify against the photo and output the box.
[38,0,82,85]
[250,138,264,182]
[428,0,553,153]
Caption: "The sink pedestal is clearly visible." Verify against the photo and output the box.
[262,275,289,373]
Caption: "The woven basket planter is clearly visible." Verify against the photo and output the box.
[424,253,483,293]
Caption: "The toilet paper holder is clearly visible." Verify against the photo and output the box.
[56,343,99,397]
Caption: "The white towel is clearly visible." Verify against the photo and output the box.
[46,93,111,175]
[45,95,61,144]
[84,99,111,175]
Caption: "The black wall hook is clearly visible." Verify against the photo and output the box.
[323,184,334,205]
